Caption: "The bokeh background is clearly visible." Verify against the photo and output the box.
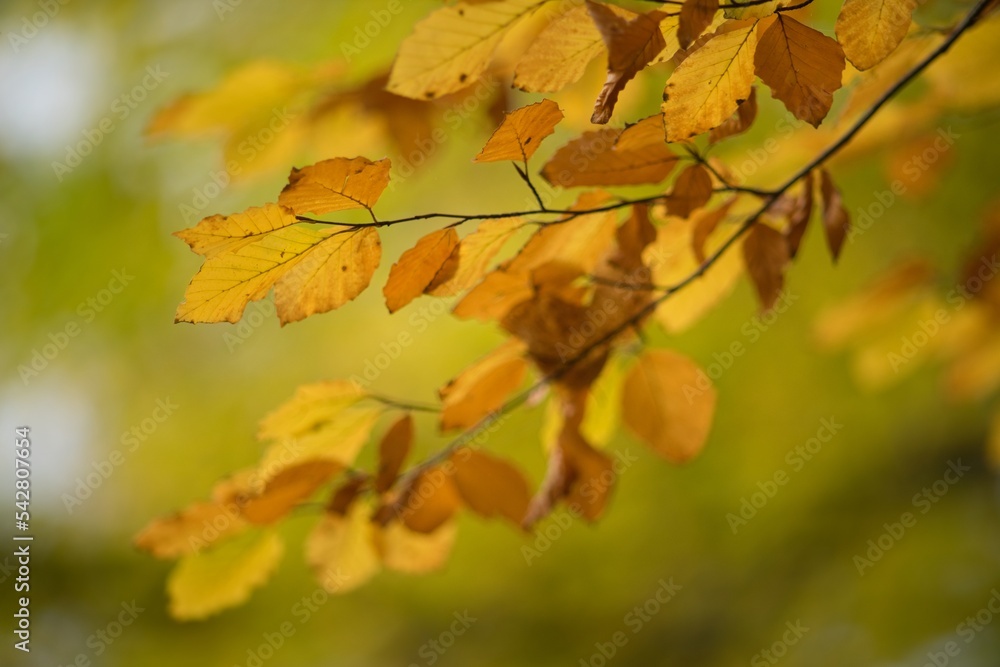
[2,1,999,665]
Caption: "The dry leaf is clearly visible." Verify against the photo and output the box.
[667,164,714,218]
[819,169,850,262]
[708,86,757,144]
[742,221,789,311]
[375,415,414,494]
[426,218,525,296]
[241,460,342,525]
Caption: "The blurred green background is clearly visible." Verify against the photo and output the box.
[2,1,999,666]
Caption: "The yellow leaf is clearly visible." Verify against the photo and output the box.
[453,269,534,321]
[175,209,382,325]
[426,218,525,296]
[450,448,532,525]
[383,228,459,313]
[587,1,668,124]
[260,406,382,473]
[581,353,626,446]
[621,349,716,463]
[387,0,546,100]
[754,15,845,127]
[379,520,457,574]
[440,341,528,431]
[475,99,564,162]
[241,460,342,525]
[513,4,617,92]
[375,414,414,494]
[742,221,789,311]
[645,207,742,332]
[835,0,916,71]
[541,116,679,187]
[258,381,367,441]
[306,502,380,594]
[819,170,850,262]
[662,19,758,142]
[278,157,391,216]
[134,502,247,559]
[167,531,283,620]
[679,0,719,50]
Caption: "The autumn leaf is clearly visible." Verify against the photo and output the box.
[819,169,850,262]
[662,19,758,142]
[754,15,845,127]
[258,381,367,441]
[439,341,528,431]
[134,502,247,559]
[306,501,380,593]
[541,116,679,187]
[784,172,815,259]
[375,415,414,494]
[241,460,342,525]
[691,197,736,264]
[379,520,457,574]
[387,0,545,100]
[167,531,283,620]
[513,4,616,92]
[278,157,391,216]
[425,217,525,296]
[708,86,757,144]
[393,467,464,533]
[678,0,719,50]
[666,164,714,218]
[453,270,534,321]
[621,349,716,463]
[475,99,564,162]
[174,204,382,325]
[450,448,532,525]
[742,221,789,311]
[835,0,916,71]
[587,1,668,124]
[383,228,459,313]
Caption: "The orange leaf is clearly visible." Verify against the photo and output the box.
[474,99,564,163]
[754,15,845,127]
[621,349,716,463]
[819,170,850,262]
[278,157,391,216]
[383,228,459,313]
[667,164,714,218]
[587,1,668,124]
[742,222,789,311]
[784,172,815,259]
[425,217,525,296]
[450,448,532,526]
[439,341,528,432]
[395,467,463,534]
[242,460,342,525]
[134,502,247,559]
[452,270,534,321]
[375,415,414,494]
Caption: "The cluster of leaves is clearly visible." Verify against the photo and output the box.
[138,0,997,619]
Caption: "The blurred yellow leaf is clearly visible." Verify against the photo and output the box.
[306,502,381,594]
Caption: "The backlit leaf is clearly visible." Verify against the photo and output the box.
[278,157,391,216]
[259,405,382,472]
[167,531,283,620]
[621,349,716,463]
[835,0,916,71]
[439,341,528,431]
[474,99,564,162]
[708,86,757,144]
[426,218,525,296]
[378,520,457,574]
[394,467,464,533]
[375,414,414,494]
[666,164,714,218]
[241,460,342,525]
[383,228,459,313]
[258,381,367,441]
[134,502,247,559]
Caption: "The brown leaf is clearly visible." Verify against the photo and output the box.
[425,217,525,296]
[691,197,736,264]
[819,169,850,262]
[678,0,719,50]
[452,270,534,321]
[662,19,757,142]
[708,86,757,144]
[666,164,714,218]
[784,172,815,259]
[587,1,668,124]
[541,116,678,187]
[241,460,342,525]
[754,15,845,127]
[621,349,716,463]
[475,99,564,162]
[835,0,917,71]
[439,341,528,432]
[278,157,391,216]
[383,228,459,313]
[742,221,789,311]
[375,415,414,494]
[450,448,532,526]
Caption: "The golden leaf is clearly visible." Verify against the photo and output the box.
[278,157,391,216]
[475,99,564,162]
[439,341,528,432]
[241,460,342,525]
[835,0,916,71]
[383,228,460,313]
[306,501,380,593]
[375,414,414,494]
[450,448,532,525]
[425,218,525,296]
